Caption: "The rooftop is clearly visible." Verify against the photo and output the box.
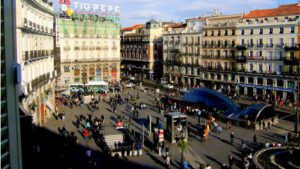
[122,24,144,31]
[243,3,300,19]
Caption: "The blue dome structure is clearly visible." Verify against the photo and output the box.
[183,88,240,117]
[228,103,275,122]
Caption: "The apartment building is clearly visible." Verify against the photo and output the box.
[17,0,56,125]
[236,3,300,101]
[121,19,164,80]
[201,14,241,93]
[163,18,204,87]
[57,14,121,86]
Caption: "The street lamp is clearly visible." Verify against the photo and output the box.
[295,105,299,133]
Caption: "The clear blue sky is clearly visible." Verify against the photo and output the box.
[119,0,299,27]
[52,0,299,27]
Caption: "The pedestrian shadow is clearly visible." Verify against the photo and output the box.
[145,151,165,168]
[211,134,231,145]
[229,151,244,169]
[72,121,78,128]
[106,108,112,112]
[204,154,222,167]
[273,124,293,132]
[77,129,84,138]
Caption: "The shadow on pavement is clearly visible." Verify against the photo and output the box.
[21,124,163,169]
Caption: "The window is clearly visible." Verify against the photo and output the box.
[241,39,245,45]
[249,51,253,57]
[291,52,295,59]
[64,66,70,72]
[279,38,284,46]
[250,64,253,71]
[291,38,295,46]
[224,30,228,36]
[259,64,262,72]
[241,29,244,35]
[217,30,221,36]
[269,28,273,34]
[250,29,253,35]
[259,28,263,34]
[259,51,262,56]
[278,65,282,73]
[259,39,263,46]
[280,27,284,34]
[291,27,295,33]
[231,30,235,35]
[211,31,214,36]
[279,51,283,59]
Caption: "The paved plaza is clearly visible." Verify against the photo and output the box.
[38,85,295,169]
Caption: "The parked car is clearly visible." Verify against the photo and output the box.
[125,83,135,88]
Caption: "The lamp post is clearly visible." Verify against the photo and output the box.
[295,105,299,133]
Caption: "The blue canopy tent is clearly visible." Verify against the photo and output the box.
[183,88,240,117]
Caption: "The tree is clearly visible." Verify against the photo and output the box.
[178,139,188,169]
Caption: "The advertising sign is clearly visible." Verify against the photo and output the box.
[54,0,120,22]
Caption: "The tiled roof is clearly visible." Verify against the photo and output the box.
[122,24,143,31]
[165,23,186,29]
[244,3,300,19]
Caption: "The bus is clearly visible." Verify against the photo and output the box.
[85,81,109,94]
[69,83,84,93]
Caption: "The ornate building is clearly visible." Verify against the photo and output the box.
[121,19,164,80]
[200,14,241,93]
[236,3,300,102]
[17,0,56,125]
[57,14,121,86]
[163,17,205,87]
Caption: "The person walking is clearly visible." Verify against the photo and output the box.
[86,121,91,130]
[253,134,257,145]
[165,155,170,169]
[230,132,234,144]
[76,119,81,129]
[228,155,234,169]
[83,128,89,142]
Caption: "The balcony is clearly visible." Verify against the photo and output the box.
[265,44,274,48]
[96,47,102,50]
[74,46,80,50]
[236,45,247,50]
[89,47,95,50]
[284,57,299,65]
[112,46,118,50]
[248,56,284,61]
[284,44,299,50]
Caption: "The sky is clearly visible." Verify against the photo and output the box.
[119,0,299,27]
[52,0,299,27]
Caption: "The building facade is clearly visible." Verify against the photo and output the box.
[57,14,121,86]
[163,18,205,87]
[200,14,241,94]
[236,3,300,102]
[121,19,164,80]
[17,0,56,126]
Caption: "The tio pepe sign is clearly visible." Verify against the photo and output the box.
[58,0,120,17]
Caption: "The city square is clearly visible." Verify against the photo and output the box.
[28,81,298,169]
[1,0,300,169]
